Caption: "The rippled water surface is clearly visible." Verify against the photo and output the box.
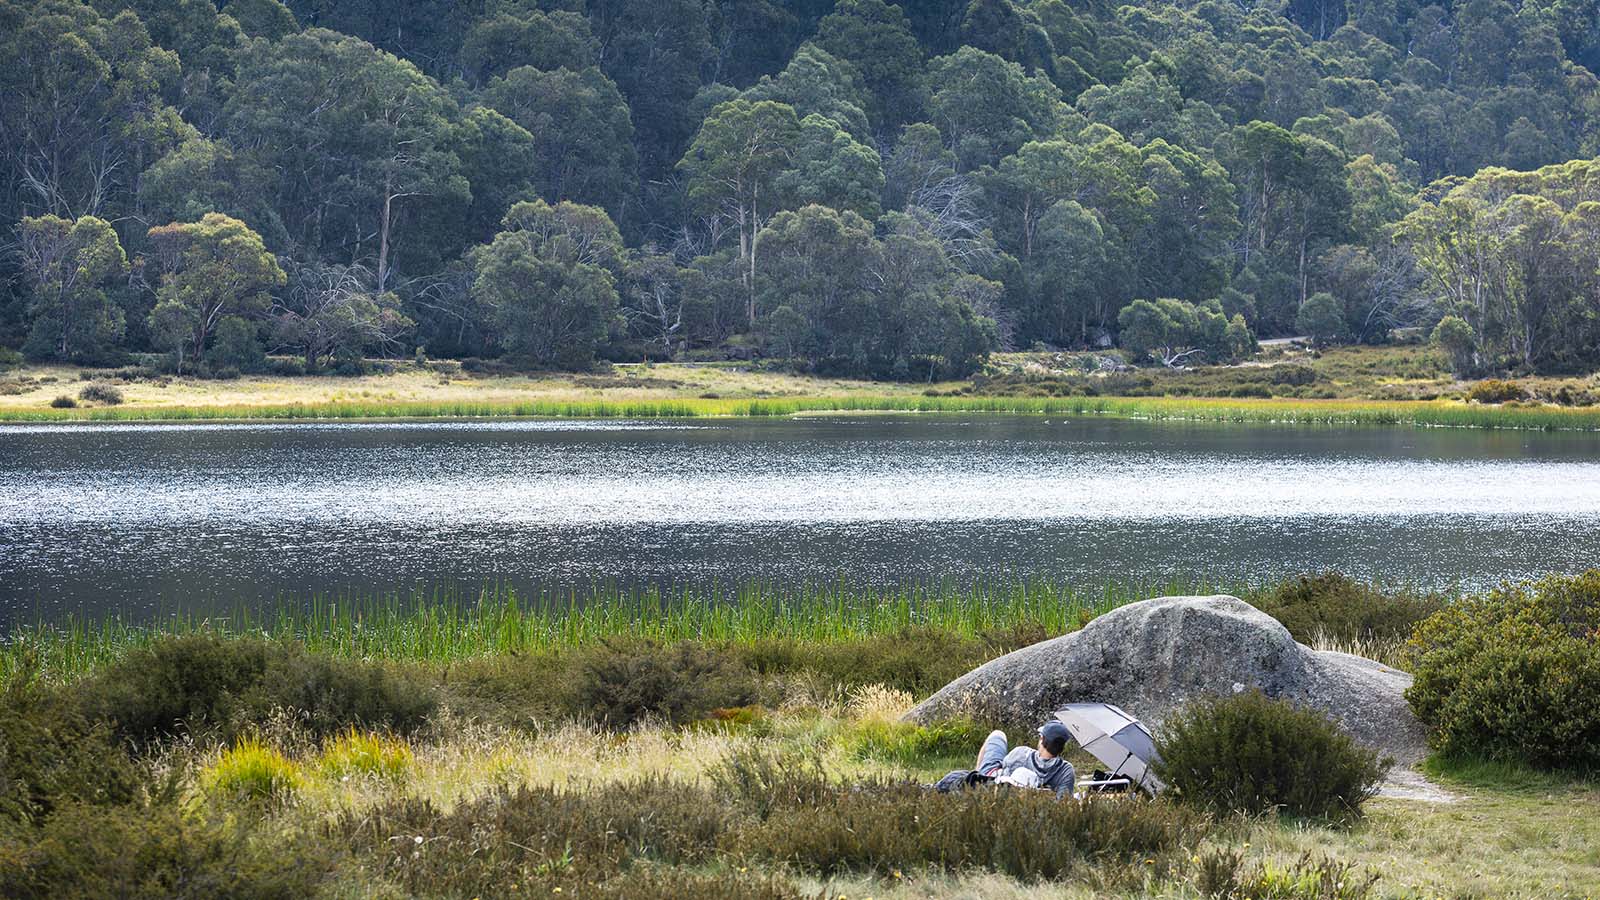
[4,415,1600,621]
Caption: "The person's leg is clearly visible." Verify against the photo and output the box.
[974,729,1009,776]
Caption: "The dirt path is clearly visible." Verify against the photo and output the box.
[1380,767,1460,803]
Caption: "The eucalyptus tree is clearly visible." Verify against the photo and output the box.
[925,46,1064,171]
[622,250,687,357]
[222,0,298,40]
[1399,160,1600,372]
[812,0,925,131]
[678,99,801,325]
[755,204,880,371]
[272,262,413,370]
[144,213,285,372]
[481,65,637,220]
[226,28,467,292]
[449,107,540,248]
[1117,297,1241,368]
[741,43,872,140]
[0,1,185,223]
[459,5,596,85]
[16,214,128,361]
[470,200,624,369]
[1027,200,1108,346]
[776,114,886,220]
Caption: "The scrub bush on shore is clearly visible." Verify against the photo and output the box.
[1406,571,1600,771]
[1153,691,1389,819]
[332,757,1208,894]
[566,638,757,728]
[0,801,333,900]
[75,382,122,405]
[7,572,1600,896]
[0,667,137,832]
[1253,572,1446,647]
[75,634,437,747]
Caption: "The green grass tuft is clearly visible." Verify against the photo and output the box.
[317,729,413,781]
[201,737,302,801]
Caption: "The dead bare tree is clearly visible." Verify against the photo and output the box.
[907,174,996,270]
[271,261,411,369]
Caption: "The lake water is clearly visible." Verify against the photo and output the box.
[4,415,1600,623]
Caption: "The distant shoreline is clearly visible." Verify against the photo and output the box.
[5,391,1599,431]
[5,355,1600,430]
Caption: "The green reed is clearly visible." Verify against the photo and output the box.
[6,393,1599,430]
[0,575,1243,682]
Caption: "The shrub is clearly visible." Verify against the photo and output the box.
[1465,378,1527,404]
[1268,364,1318,386]
[710,748,841,822]
[1253,573,1444,647]
[76,383,123,405]
[1552,385,1597,407]
[262,645,437,738]
[76,635,437,747]
[265,357,306,376]
[1153,691,1388,819]
[432,652,568,727]
[738,626,1024,696]
[317,729,412,780]
[334,779,731,893]
[710,747,1204,881]
[565,639,755,728]
[730,778,1206,881]
[48,395,75,409]
[203,316,266,375]
[0,346,21,370]
[1405,571,1600,771]
[0,800,331,899]
[201,738,302,801]
[0,667,137,831]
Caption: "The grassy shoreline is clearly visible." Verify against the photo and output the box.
[7,391,1600,430]
[6,349,1600,429]
[4,573,1595,898]
[2,576,1229,682]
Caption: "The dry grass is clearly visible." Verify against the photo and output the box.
[9,356,1600,430]
[0,362,952,414]
[1306,629,1410,670]
[160,695,1599,899]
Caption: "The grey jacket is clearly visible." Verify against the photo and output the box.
[1000,747,1075,797]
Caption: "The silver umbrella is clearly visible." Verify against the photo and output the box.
[1053,702,1165,794]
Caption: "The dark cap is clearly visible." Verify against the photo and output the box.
[1038,719,1071,753]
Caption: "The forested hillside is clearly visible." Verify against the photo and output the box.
[3,0,1598,379]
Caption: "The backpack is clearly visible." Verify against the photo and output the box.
[933,769,996,793]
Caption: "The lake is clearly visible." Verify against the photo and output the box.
[3,414,1600,624]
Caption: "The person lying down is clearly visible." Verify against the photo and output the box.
[932,720,1076,799]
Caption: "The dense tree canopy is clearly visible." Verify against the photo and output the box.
[3,0,1600,378]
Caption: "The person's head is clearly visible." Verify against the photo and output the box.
[1037,720,1070,758]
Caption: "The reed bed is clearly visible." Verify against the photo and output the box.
[0,576,1236,682]
[5,393,1600,430]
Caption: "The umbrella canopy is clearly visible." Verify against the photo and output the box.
[1053,702,1165,794]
